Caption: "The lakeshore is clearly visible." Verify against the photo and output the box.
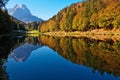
[43,29,120,41]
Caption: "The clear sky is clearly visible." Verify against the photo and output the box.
[6,0,81,20]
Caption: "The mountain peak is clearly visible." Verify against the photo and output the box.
[14,4,27,10]
[9,4,31,17]
[8,4,43,23]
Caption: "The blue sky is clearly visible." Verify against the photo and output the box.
[6,0,81,20]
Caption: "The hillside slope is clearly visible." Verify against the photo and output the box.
[39,0,120,32]
[0,10,14,34]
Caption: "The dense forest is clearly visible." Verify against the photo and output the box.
[0,0,13,33]
[39,0,120,32]
[0,0,25,34]
[25,22,39,31]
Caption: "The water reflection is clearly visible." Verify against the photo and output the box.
[39,36,120,76]
[0,36,19,80]
[10,43,40,62]
[0,35,120,80]
[0,35,42,80]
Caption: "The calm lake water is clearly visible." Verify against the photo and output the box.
[0,35,120,80]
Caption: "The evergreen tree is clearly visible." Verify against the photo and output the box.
[0,0,9,9]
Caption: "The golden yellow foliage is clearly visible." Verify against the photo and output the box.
[39,0,120,32]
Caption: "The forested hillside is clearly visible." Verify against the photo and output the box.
[0,0,26,34]
[0,9,27,33]
[39,0,120,32]
[0,9,13,33]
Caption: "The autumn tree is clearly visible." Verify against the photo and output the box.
[39,0,120,32]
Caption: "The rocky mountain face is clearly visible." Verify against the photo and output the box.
[8,4,42,23]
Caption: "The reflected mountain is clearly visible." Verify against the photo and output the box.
[0,35,43,80]
[10,43,40,62]
[9,36,43,62]
[39,35,120,76]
